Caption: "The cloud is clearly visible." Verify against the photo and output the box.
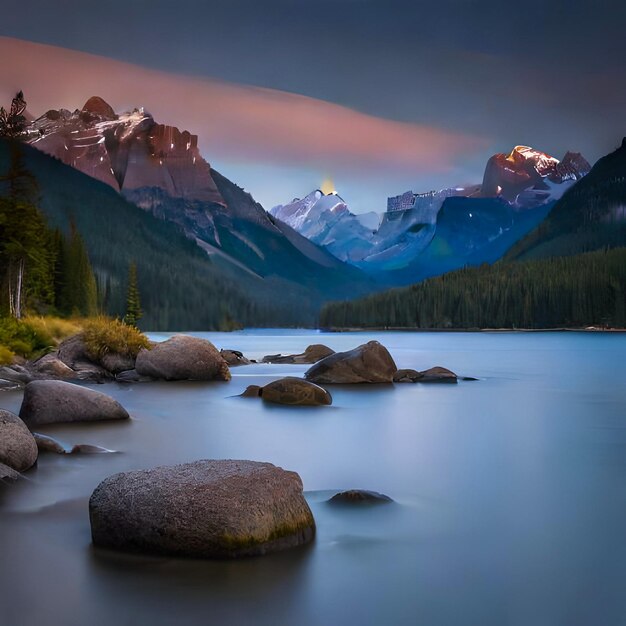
[0,36,486,177]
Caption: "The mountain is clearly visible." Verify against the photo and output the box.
[270,190,378,262]
[481,145,590,208]
[506,138,626,261]
[21,97,373,317]
[269,144,589,285]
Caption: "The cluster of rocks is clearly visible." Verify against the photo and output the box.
[0,334,233,388]
[1,333,474,559]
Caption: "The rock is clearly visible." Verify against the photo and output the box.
[304,341,397,384]
[0,379,22,391]
[19,380,130,427]
[328,489,393,504]
[56,335,89,368]
[33,433,116,454]
[241,385,262,398]
[135,335,231,381]
[243,377,332,406]
[89,459,315,558]
[0,409,38,472]
[69,444,116,454]
[0,365,33,384]
[100,352,136,375]
[262,344,334,365]
[56,336,112,382]
[0,462,21,482]
[30,354,76,380]
[33,432,69,454]
[418,366,458,383]
[220,349,251,366]
[393,368,424,383]
[116,369,155,383]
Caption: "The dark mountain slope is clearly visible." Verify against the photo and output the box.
[506,139,626,261]
[0,139,324,328]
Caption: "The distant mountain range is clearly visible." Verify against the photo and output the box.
[270,145,590,283]
[14,97,374,327]
[8,92,622,329]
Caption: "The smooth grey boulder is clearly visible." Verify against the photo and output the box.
[19,380,130,427]
[135,335,231,381]
[304,341,397,384]
[0,462,21,481]
[89,459,315,558]
[329,489,393,504]
[220,349,251,366]
[0,409,38,471]
[100,352,136,375]
[242,377,332,406]
[262,344,334,365]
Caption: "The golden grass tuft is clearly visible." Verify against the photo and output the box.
[0,345,15,366]
[81,317,151,361]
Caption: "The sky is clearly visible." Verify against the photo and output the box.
[1,0,624,213]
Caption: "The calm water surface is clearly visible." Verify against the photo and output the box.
[1,330,626,626]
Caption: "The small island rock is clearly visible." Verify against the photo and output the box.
[0,409,38,472]
[305,341,397,384]
[329,490,393,504]
[89,459,315,558]
[19,380,130,427]
[243,377,332,406]
[418,366,458,383]
[262,344,334,365]
[135,335,230,381]
[220,349,251,366]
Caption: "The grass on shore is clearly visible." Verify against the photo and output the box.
[0,315,149,365]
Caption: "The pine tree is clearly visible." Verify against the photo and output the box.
[124,262,142,327]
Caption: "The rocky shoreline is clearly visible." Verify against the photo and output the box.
[0,332,473,559]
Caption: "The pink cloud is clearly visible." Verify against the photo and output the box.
[0,36,486,176]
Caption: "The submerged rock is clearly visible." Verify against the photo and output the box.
[0,462,21,482]
[33,433,115,455]
[0,409,38,472]
[262,344,334,365]
[19,380,130,427]
[116,369,155,383]
[328,490,393,504]
[242,377,332,406]
[33,432,69,454]
[135,335,231,381]
[305,341,397,384]
[220,349,251,366]
[89,459,315,558]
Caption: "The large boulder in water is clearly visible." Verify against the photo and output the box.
[0,409,38,472]
[304,341,397,384]
[135,335,231,381]
[242,377,332,406]
[19,380,130,427]
[89,459,315,558]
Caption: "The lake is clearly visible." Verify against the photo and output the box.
[1,330,626,625]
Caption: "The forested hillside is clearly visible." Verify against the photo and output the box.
[320,247,626,329]
[0,139,319,329]
[506,138,626,260]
